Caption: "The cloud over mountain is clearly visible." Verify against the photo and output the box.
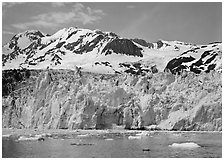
[11,3,105,30]
[2,2,25,8]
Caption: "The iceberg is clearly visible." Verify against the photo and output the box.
[169,142,201,148]
[128,136,142,140]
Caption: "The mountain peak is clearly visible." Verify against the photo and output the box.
[2,27,222,75]
[15,30,46,39]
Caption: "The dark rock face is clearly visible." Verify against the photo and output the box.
[2,69,32,97]
[64,34,105,54]
[165,47,221,74]
[102,39,143,57]
[119,62,152,75]
[156,40,164,49]
[132,38,154,48]
[94,61,113,68]
[2,30,46,67]
[155,40,171,49]
[165,56,195,74]
[132,39,171,49]
[75,35,105,54]
[9,30,45,49]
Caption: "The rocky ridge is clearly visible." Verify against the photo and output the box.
[165,42,222,74]
[2,27,222,74]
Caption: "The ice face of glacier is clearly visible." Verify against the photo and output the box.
[2,69,222,131]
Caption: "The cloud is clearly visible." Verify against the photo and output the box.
[12,21,55,30]
[11,3,105,30]
[119,13,149,39]
[119,4,167,40]
[127,5,136,9]
[51,2,66,7]
[2,2,25,8]
[2,2,25,16]
[2,30,15,35]
[73,3,85,12]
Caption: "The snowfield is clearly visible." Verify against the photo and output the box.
[2,27,222,74]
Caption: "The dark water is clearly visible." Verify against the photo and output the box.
[2,131,222,158]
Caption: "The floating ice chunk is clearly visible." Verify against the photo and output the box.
[35,134,43,138]
[171,133,182,137]
[40,133,52,137]
[169,142,201,148]
[135,133,142,136]
[136,131,148,137]
[128,136,142,140]
[77,134,89,137]
[18,136,39,141]
[18,135,45,141]
[2,134,11,138]
[104,138,114,141]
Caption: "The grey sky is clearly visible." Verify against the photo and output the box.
[2,2,222,45]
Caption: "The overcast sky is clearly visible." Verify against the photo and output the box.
[2,2,222,45]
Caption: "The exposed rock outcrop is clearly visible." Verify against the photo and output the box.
[102,38,143,57]
[165,43,222,74]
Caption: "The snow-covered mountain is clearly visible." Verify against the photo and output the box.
[165,42,222,74]
[2,27,222,74]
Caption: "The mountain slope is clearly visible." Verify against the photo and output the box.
[2,27,222,74]
[165,42,222,74]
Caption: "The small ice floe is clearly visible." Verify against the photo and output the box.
[77,134,89,137]
[18,135,45,141]
[2,134,11,138]
[40,133,52,137]
[169,142,201,149]
[136,131,148,137]
[35,134,43,138]
[104,138,114,141]
[128,136,142,140]
[70,142,94,146]
[171,133,182,137]
[18,136,38,141]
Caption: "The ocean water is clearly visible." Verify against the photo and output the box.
[2,131,222,158]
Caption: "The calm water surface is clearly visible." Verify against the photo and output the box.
[2,131,222,158]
